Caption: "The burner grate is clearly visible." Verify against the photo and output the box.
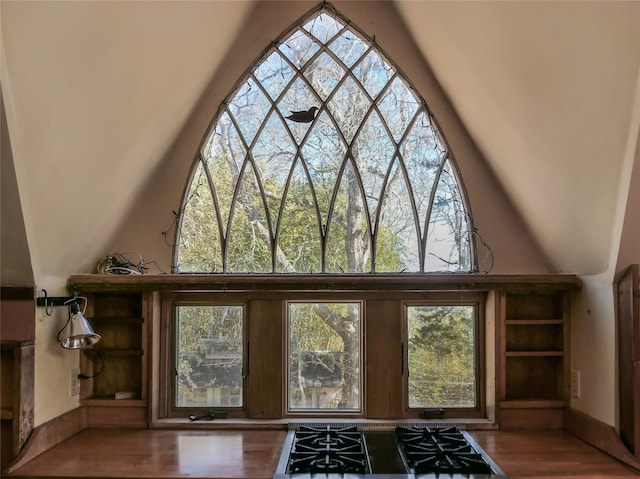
[286,425,370,474]
[288,452,369,474]
[396,425,494,475]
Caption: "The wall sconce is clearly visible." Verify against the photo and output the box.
[37,290,101,349]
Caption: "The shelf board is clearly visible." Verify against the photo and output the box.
[81,398,146,407]
[500,400,566,409]
[505,350,564,357]
[505,319,564,325]
[90,316,144,322]
[92,348,143,356]
[0,407,14,420]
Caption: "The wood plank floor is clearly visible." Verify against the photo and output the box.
[4,428,639,478]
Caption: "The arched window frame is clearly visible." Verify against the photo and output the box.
[174,3,477,275]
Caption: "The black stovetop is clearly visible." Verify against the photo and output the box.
[274,424,509,478]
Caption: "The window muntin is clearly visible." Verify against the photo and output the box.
[176,7,475,274]
[287,301,362,412]
[406,304,478,409]
[175,305,244,408]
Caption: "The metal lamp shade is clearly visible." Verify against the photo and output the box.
[60,303,101,349]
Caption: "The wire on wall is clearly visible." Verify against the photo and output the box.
[96,252,166,275]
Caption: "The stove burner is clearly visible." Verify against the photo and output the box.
[396,426,494,475]
[288,452,368,474]
[286,425,370,474]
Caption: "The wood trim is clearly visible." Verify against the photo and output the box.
[564,407,640,471]
[3,406,87,474]
[617,264,640,459]
[497,291,507,403]
[140,293,149,402]
[68,273,582,292]
[158,296,173,418]
[562,290,571,403]
[149,291,161,424]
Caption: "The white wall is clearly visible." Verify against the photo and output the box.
[34,284,81,424]
[571,68,640,424]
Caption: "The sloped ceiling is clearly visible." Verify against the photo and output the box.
[1,0,639,283]
[394,0,640,274]
[1,0,256,282]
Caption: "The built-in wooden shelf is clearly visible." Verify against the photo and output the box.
[66,274,579,429]
[75,291,149,429]
[499,290,571,429]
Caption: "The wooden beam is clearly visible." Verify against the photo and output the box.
[68,273,582,293]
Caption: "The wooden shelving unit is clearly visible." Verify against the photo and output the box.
[498,290,570,428]
[77,291,148,427]
[67,274,580,427]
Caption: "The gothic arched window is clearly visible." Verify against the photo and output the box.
[176,6,475,274]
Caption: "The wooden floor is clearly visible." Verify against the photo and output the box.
[4,428,639,478]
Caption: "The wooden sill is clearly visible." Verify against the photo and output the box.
[149,417,499,430]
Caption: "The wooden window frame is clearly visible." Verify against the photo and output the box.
[173,302,247,411]
[284,300,365,417]
[158,287,487,420]
[402,294,486,419]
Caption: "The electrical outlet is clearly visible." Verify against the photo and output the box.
[571,369,581,398]
[70,368,81,396]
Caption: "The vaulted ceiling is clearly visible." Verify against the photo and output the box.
[1,0,639,284]
[395,1,640,275]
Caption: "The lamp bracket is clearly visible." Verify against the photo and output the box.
[36,289,81,311]
[36,296,79,307]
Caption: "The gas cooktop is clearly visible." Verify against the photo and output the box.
[274,424,509,478]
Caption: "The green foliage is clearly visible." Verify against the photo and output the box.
[407,306,476,408]
[176,305,243,407]
[177,165,222,272]
[288,303,361,409]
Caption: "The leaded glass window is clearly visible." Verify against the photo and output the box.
[176,7,474,273]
